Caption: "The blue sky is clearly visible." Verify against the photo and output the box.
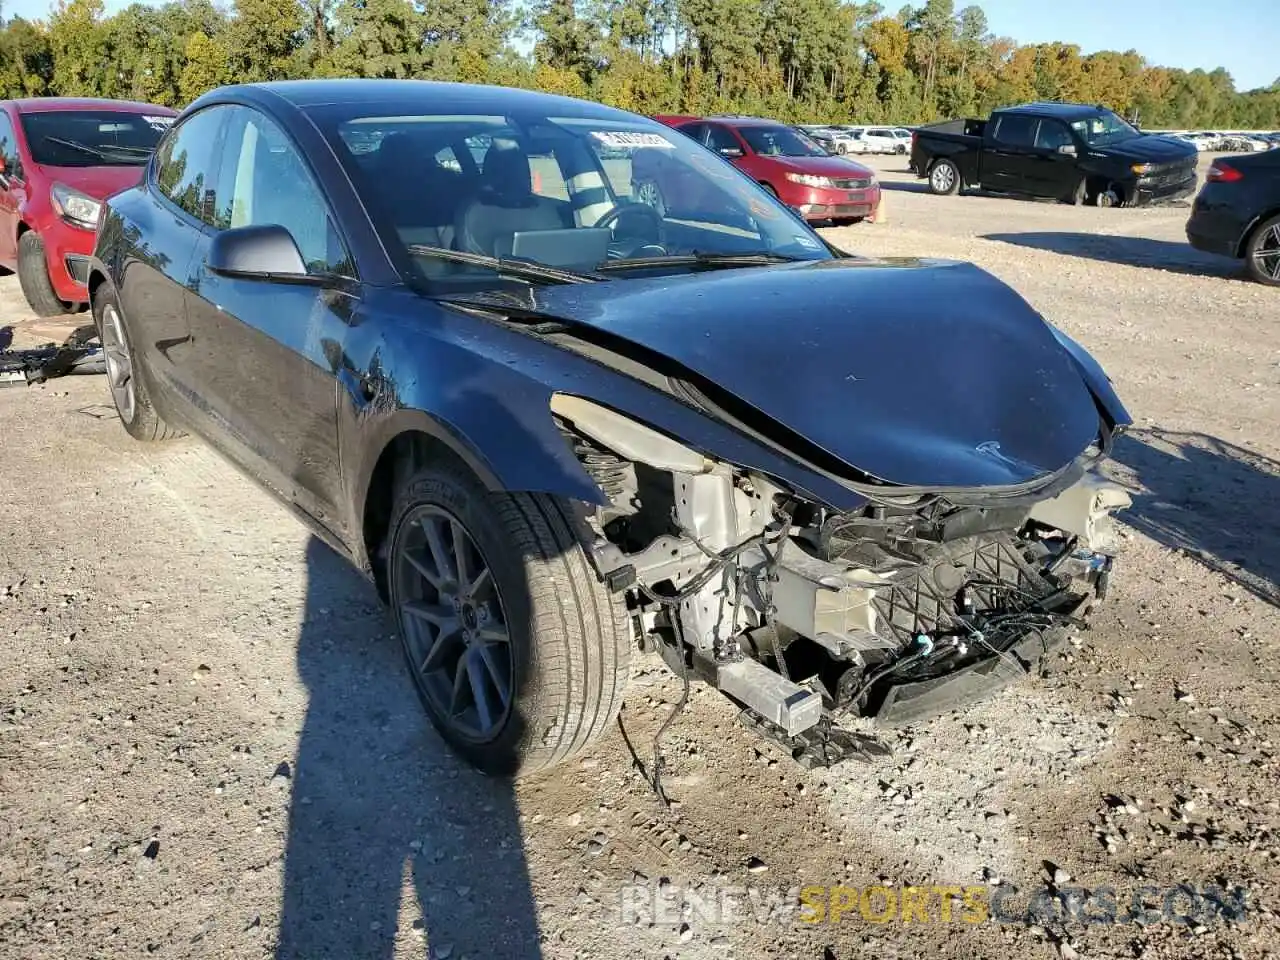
[4,0,1277,92]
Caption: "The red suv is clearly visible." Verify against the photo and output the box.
[651,115,880,225]
[0,98,177,316]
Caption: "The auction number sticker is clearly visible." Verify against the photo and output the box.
[142,115,175,131]
[591,131,674,149]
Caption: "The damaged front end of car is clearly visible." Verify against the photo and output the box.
[550,391,1131,764]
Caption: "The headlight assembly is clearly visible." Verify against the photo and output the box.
[50,182,103,231]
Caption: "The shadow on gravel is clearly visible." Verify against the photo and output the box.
[879,179,933,193]
[1112,429,1280,607]
[983,231,1242,279]
[277,537,542,959]
[0,325,11,351]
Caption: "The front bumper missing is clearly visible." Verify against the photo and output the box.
[872,622,1072,726]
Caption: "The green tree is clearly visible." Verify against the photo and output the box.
[227,0,303,82]
[179,30,230,102]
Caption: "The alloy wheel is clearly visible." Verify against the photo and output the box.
[634,179,666,218]
[931,164,955,192]
[394,506,513,743]
[100,303,136,424]
[1252,224,1280,282]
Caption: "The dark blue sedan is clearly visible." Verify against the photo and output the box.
[88,80,1134,776]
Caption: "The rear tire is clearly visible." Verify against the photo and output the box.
[387,463,631,777]
[1243,213,1280,286]
[92,283,184,442]
[928,159,961,196]
[17,231,74,318]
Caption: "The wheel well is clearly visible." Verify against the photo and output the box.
[87,270,107,306]
[361,430,474,599]
[1238,208,1280,258]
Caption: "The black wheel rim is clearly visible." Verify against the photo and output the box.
[394,506,513,743]
[1253,223,1280,281]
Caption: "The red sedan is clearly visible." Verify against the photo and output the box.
[651,114,881,225]
[0,97,177,316]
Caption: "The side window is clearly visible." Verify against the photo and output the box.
[704,124,742,155]
[992,114,1038,148]
[675,122,706,144]
[0,113,23,180]
[153,107,227,224]
[212,106,352,276]
[1034,119,1073,150]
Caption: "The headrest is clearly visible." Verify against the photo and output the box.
[480,140,533,199]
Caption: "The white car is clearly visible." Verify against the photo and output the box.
[843,126,909,154]
[887,127,913,152]
[803,125,869,155]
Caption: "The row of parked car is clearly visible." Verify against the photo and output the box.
[797,124,913,155]
[1158,131,1280,153]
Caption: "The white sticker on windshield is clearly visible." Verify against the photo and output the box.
[142,115,175,131]
[793,234,821,249]
[591,131,674,149]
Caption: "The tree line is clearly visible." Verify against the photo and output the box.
[2,0,1278,129]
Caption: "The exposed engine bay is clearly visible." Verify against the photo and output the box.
[552,395,1132,764]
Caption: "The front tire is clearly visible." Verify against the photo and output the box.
[17,231,74,317]
[388,463,631,777]
[92,283,184,442]
[928,159,961,196]
[1244,213,1280,286]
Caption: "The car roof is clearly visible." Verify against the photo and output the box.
[5,97,177,115]
[1002,101,1113,120]
[225,79,641,124]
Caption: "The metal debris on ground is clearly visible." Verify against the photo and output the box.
[0,324,104,387]
[739,710,893,768]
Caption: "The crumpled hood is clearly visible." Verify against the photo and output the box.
[522,258,1111,489]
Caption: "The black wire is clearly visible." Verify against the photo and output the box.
[763,505,795,680]
[650,617,691,809]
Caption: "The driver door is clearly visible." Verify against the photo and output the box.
[184,104,356,539]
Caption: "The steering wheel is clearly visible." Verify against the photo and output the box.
[593,201,665,259]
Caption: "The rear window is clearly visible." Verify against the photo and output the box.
[19,110,172,167]
[992,114,1038,148]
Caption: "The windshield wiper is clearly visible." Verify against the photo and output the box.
[595,251,805,273]
[43,136,149,162]
[44,136,109,159]
[406,245,603,285]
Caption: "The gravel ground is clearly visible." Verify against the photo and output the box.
[2,154,1278,960]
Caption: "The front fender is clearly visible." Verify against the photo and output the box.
[1049,325,1132,431]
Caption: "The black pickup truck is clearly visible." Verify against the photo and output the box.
[910,102,1199,207]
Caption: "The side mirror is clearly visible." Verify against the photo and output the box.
[1057,144,1077,156]
[207,224,320,283]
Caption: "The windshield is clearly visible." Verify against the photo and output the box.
[317,107,831,287]
[20,110,172,167]
[737,124,828,158]
[1069,110,1139,146]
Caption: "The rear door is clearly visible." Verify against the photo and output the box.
[183,104,355,536]
[0,109,23,267]
[124,104,231,413]
[982,113,1038,192]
